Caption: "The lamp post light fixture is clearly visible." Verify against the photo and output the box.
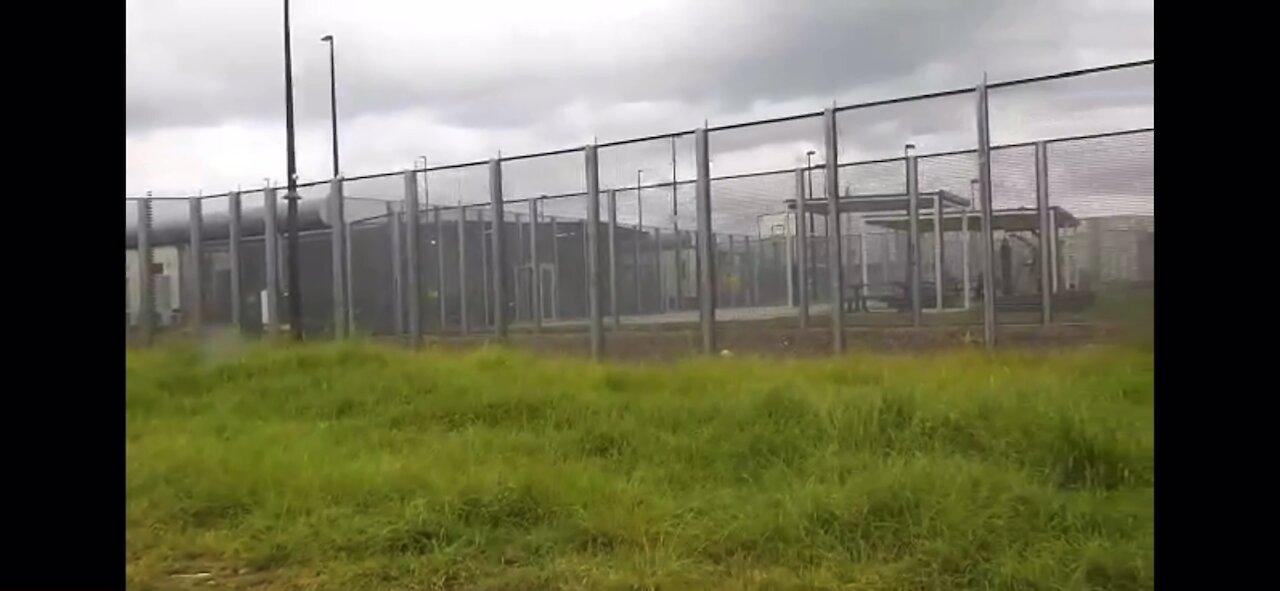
[320,34,340,178]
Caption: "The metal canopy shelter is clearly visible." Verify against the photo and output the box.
[863,206,1079,233]
[781,190,971,215]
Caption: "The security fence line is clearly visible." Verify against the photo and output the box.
[126,60,1154,358]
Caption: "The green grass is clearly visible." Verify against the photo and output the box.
[127,341,1153,590]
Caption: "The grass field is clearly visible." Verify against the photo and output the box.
[126,341,1153,590]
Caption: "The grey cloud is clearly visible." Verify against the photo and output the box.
[126,0,1153,200]
[127,0,1151,136]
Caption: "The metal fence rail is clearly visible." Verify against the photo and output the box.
[126,60,1154,356]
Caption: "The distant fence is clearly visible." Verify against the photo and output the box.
[125,60,1153,356]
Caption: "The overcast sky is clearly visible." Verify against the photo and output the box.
[126,0,1153,206]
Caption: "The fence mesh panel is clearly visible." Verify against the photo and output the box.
[706,116,823,337]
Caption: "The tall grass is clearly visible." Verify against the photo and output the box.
[126,341,1153,590]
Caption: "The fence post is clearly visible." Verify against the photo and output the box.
[606,189,620,330]
[550,215,560,321]
[480,211,491,328]
[786,216,794,307]
[794,168,810,329]
[403,171,423,347]
[727,234,737,308]
[187,196,204,337]
[327,178,347,338]
[934,193,945,311]
[883,233,892,285]
[750,236,760,307]
[228,191,244,333]
[513,212,525,323]
[263,188,280,336]
[1049,207,1061,293]
[824,107,845,353]
[490,158,508,338]
[633,224,642,315]
[672,229,685,311]
[693,229,701,309]
[530,199,542,331]
[388,202,404,337]
[345,226,355,333]
[136,198,154,345]
[859,227,869,301]
[458,205,469,336]
[582,217,590,319]
[1035,140,1053,325]
[419,172,430,334]
[906,158,922,327]
[962,205,972,310]
[585,145,605,359]
[695,127,716,354]
[654,227,664,313]
[976,77,998,348]
[434,206,446,332]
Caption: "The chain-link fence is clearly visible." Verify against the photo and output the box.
[126,60,1153,354]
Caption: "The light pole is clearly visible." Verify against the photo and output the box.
[320,34,340,178]
[283,0,302,340]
